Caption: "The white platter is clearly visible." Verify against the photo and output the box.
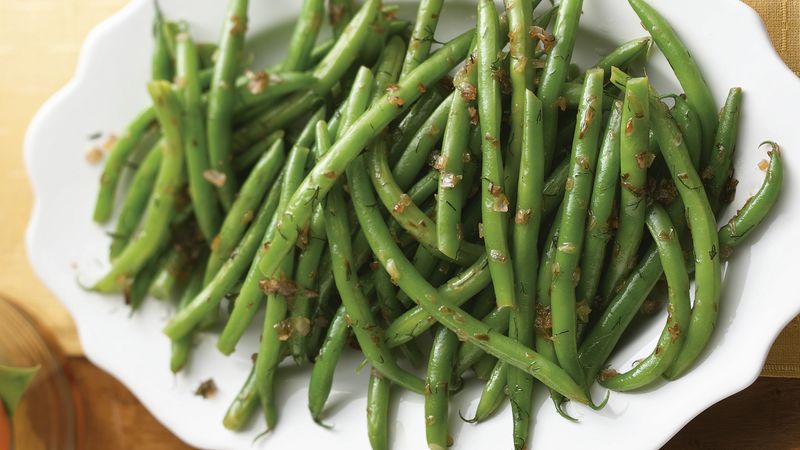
[25,0,800,448]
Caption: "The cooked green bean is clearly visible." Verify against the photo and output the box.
[471,361,508,422]
[170,260,205,373]
[538,0,584,169]
[705,87,742,214]
[478,0,515,311]
[425,327,458,450]
[207,0,249,209]
[601,77,650,302]
[176,32,222,242]
[283,0,325,71]
[389,88,447,163]
[549,68,604,386]
[591,37,650,77]
[308,305,350,423]
[400,0,445,79]
[507,90,542,450]
[367,369,391,450]
[576,100,623,324]
[223,364,259,430]
[600,204,690,390]
[670,94,703,170]
[92,82,185,292]
[628,0,718,162]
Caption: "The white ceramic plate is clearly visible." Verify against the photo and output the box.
[25,1,800,449]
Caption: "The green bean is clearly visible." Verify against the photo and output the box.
[389,89,447,164]
[400,0,445,79]
[392,92,452,191]
[550,68,604,386]
[454,306,510,376]
[503,0,535,209]
[230,0,379,153]
[591,37,651,77]
[150,245,193,301]
[205,138,285,283]
[366,142,483,267]
[176,32,222,242]
[507,90,542,450]
[349,155,590,405]
[207,0,249,209]
[328,0,356,38]
[162,171,282,340]
[91,82,185,292]
[383,255,491,347]
[287,122,333,364]
[214,146,307,357]
[367,369,391,450]
[325,185,425,394]
[254,146,310,430]
[92,107,157,224]
[197,43,217,70]
[255,29,473,279]
[628,0,718,162]
[231,72,318,117]
[719,143,783,255]
[151,5,173,81]
[538,0,584,169]
[471,361,508,422]
[601,77,650,302]
[472,353,498,381]
[232,131,285,173]
[575,101,622,325]
[436,43,476,260]
[561,83,618,111]
[425,327,458,450]
[600,204,690,390]
[308,305,350,422]
[669,94,702,171]
[651,95,720,379]
[704,87,742,214]
[126,251,163,312]
[223,364,258,430]
[541,157,569,216]
[477,0,515,311]
[283,0,324,71]
[170,261,204,373]
[109,139,163,259]
[371,36,407,103]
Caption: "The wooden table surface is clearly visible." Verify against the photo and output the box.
[2,0,800,449]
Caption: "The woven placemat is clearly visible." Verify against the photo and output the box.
[743,0,800,377]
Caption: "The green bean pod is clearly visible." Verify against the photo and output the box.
[325,185,425,394]
[223,364,258,430]
[254,146,310,430]
[283,0,325,71]
[151,5,173,82]
[628,0,718,162]
[207,0,249,209]
[308,305,350,422]
[600,204,691,391]
[436,44,476,259]
[367,369,391,450]
[471,361,508,422]
[109,140,163,259]
[91,82,185,292]
[670,94,702,170]
[170,261,205,373]
[92,107,157,224]
[507,90,543,450]
[601,77,650,302]
[477,0,516,311]
[651,95,721,380]
[575,101,623,321]
[392,91,452,191]
[704,87,742,214]
[176,32,222,242]
[549,68,604,385]
[719,143,783,255]
[205,138,285,282]
[389,89,446,164]
[400,0,445,79]
[454,307,510,377]
[591,37,651,78]
[537,0,584,168]
[425,327,458,450]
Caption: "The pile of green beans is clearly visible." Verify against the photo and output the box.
[87,0,784,448]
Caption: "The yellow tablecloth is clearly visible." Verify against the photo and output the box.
[0,0,797,375]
